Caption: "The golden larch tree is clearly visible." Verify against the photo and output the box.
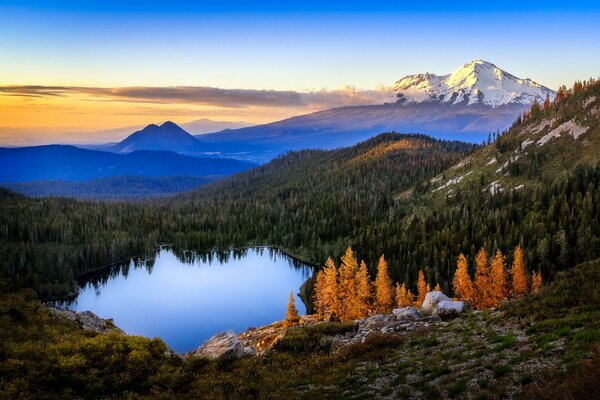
[453,253,475,303]
[474,248,493,309]
[490,250,508,307]
[531,271,543,294]
[321,257,339,320]
[313,270,326,318]
[395,283,413,308]
[355,260,373,318]
[434,283,441,292]
[511,246,529,298]
[284,291,300,327]
[338,247,359,320]
[374,255,394,313]
[415,270,428,307]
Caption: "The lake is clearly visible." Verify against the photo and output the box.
[57,247,313,352]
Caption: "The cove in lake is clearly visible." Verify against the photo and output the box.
[57,247,312,352]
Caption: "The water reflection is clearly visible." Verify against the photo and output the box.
[57,247,313,353]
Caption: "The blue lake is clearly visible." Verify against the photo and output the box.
[59,247,312,352]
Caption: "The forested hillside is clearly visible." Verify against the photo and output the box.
[1,80,598,301]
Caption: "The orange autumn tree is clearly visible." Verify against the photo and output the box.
[531,271,543,293]
[355,260,373,318]
[338,247,359,320]
[313,257,339,319]
[374,255,394,313]
[284,291,300,327]
[434,283,441,292]
[415,270,428,307]
[395,283,413,308]
[490,250,508,306]
[453,253,475,303]
[511,246,529,298]
[474,248,493,309]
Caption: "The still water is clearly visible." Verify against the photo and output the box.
[59,247,312,352]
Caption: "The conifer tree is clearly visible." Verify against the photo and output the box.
[395,283,413,308]
[434,283,441,292]
[415,270,428,307]
[355,260,373,318]
[543,93,550,111]
[374,255,394,313]
[511,246,529,298]
[531,271,543,294]
[453,253,475,303]
[284,291,300,327]
[474,248,492,309]
[490,250,508,307]
[321,257,339,320]
[313,270,326,318]
[338,247,359,320]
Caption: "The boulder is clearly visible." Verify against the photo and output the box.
[421,291,451,312]
[392,306,420,320]
[434,301,465,319]
[193,330,244,361]
[49,307,124,334]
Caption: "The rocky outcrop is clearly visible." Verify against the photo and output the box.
[392,306,420,320]
[193,330,244,361]
[434,300,465,319]
[49,307,124,334]
[421,291,451,312]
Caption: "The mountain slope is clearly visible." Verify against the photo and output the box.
[197,60,554,158]
[393,59,555,106]
[112,121,202,153]
[0,145,255,182]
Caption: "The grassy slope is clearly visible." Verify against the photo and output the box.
[1,258,599,399]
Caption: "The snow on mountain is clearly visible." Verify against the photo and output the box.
[393,60,555,107]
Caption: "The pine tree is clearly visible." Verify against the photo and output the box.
[395,283,413,308]
[355,260,373,318]
[415,270,428,307]
[453,253,475,303]
[490,250,508,307]
[474,248,492,309]
[338,247,359,320]
[511,246,529,298]
[374,255,394,313]
[531,271,543,294]
[284,291,300,327]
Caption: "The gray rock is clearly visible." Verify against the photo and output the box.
[392,306,420,320]
[49,307,124,334]
[421,291,451,312]
[434,301,465,319]
[193,330,244,361]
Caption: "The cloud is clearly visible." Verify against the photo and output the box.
[0,84,395,109]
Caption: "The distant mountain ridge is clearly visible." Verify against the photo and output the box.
[393,59,555,107]
[0,145,255,182]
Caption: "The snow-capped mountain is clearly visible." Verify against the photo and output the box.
[393,60,555,107]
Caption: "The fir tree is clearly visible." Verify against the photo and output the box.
[374,255,394,313]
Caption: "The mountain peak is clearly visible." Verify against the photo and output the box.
[393,60,555,107]
[112,121,201,153]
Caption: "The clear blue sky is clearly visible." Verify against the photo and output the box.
[1,1,598,90]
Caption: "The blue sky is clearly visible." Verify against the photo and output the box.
[1,1,598,90]
[0,1,598,143]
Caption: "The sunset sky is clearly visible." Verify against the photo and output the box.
[1,1,599,145]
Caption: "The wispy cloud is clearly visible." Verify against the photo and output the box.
[0,85,395,109]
